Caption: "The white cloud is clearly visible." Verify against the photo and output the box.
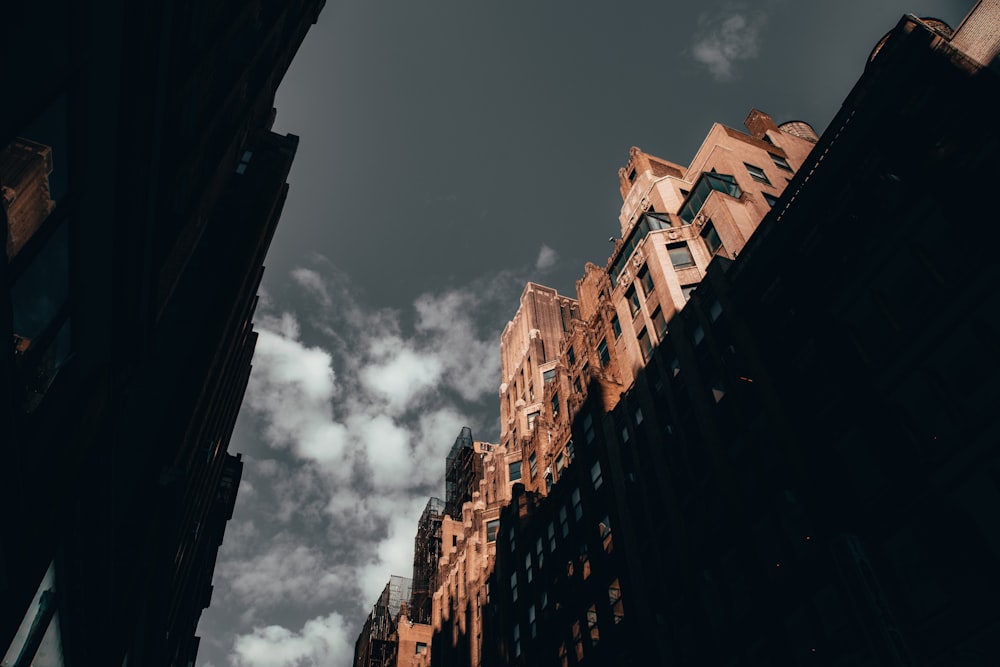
[691,9,767,81]
[535,243,558,271]
[291,267,332,306]
[210,262,523,666]
[230,613,354,667]
[243,322,344,462]
[354,414,414,491]
[220,539,355,613]
[359,342,444,414]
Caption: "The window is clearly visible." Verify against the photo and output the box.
[609,579,625,624]
[567,346,576,365]
[556,454,565,474]
[509,527,517,552]
[634,406,644,425]
[599,515,613,553]
[627,168,636,183]
[769,153,793,171]
[763,192,779,207]
[527,410,539,428]
[525,553,533,583]
[509,460,522,482]
[626,286,640,315]
[573,621,584,661]
[529,452,538,479]
[416,642,428,654]
[668,242,695,269]
[709,300,723,322]
[514,624,521,657]
[611,315,622,338]
[744,162,772,185]
[638,327,652,361]
[588,604,600,647]
[651,307,667,337]
[486,519,500,542]
[548,522,557,551]
[551,393,560,417]
[608,212,672,286]
[560,506,569,537]
[692,324,705,345]
[591,461,603,489]
[236,150,253,174]
[597,339,610,367]
[701,221,723,257]
[529,605,537,638]
[678,172,742,223]
[573,377,582,393]
[543,368,555,382]
[572,488,583,520]
[536,536,545,569]
[583,413,596,444]
[510,572,518,602]
[681,284,697,301]
[639,265,654,293]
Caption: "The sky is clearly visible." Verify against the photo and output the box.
[195,1,972,665]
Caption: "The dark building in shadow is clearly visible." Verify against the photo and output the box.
[0,1,324,665]
[486,5,1000,666]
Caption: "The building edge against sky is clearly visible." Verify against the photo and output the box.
[1,1,325,666]
[354,2,1000,666]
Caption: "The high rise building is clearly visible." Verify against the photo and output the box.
[485,4,1000,666]
[0,1,324,665]
[353,576,416,667]
[361,2,1000,665]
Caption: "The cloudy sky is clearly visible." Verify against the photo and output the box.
[195,1,971,665]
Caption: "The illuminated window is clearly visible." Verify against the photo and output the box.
[600,516,613,554]
[609,579,625,623]
[587,604,600,646]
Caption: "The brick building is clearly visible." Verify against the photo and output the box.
[0,1,324,665]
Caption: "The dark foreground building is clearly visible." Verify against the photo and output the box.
[486,6,1000,667]
[1,1,324,665]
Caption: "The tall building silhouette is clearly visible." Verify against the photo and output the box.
[484,5,1000,666]
[363,2,1000,665]
[0,1,324,665]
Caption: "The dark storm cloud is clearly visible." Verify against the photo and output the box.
[196,2,974,666]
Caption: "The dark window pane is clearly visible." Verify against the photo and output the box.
[668,243,695,269]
